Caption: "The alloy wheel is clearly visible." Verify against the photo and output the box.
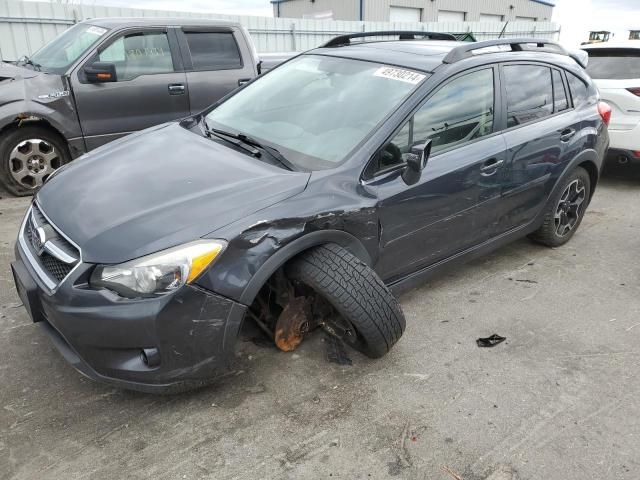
[9,138,62,189]
[554,179,586,237]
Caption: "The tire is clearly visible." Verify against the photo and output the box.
[529,166,591,247]
[0,126,70,197]
[286,243,406,358]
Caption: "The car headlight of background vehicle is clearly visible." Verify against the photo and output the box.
[90,240,227,298]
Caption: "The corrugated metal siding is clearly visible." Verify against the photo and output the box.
[276,0,360,21]
[279,0,554,22]
[0,0,559,61]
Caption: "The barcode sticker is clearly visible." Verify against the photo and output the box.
[86,26,107,36]
[374,66,426,85]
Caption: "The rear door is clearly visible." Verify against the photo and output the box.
[495,63,582,233]
[176,27,257,114]
[72,27,190,150]
[371,67,507,281]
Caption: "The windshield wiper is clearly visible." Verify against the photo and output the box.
[18,55,41,71]
[203,120,293,171]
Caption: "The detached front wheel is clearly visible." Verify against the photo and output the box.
[0,126,70,196]
[286,243,406,358]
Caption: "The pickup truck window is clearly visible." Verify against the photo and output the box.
[185,32,242,70]
[98,31,175,81]
[206,55,426,170]
[29,23,109,74]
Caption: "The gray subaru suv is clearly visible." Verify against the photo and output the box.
[11,34,610,393]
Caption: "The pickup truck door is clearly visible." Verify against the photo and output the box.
[71,27,190,150]
[175,27,258,114]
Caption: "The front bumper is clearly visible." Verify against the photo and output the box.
[12,242,247,393]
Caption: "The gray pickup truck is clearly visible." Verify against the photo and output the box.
[0,17,292,196]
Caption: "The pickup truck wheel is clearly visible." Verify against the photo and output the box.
[0,126,70,197]
[529,166,591,247]
[286,243,406,358]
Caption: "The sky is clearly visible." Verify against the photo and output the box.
[552,0,640,47]
[49,0,640,48]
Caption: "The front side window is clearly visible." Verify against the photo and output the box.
[97,31,174,81]
[29,23,109,74]
[504,65,554,128]
[185,31,242,70]
[374,68,494,173]
[206,55,427,170]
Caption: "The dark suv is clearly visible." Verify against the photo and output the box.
[11,34,610,393]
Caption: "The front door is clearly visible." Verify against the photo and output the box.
[371,67,507,282]
[72,28,190,150]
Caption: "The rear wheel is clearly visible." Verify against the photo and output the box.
[286,243,406,358]
[529,166,591,247]
[0,126,70,196]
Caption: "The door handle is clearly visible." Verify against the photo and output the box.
[238,78,251,87]
[168,83,185,95]
[480,158,504,175]
[560,128,576,142]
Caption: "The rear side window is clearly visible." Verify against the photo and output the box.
[503,65,553,128]
[185,31,242,70]
[566,73,589,107]
[552,69,568,112]
[585,48,640,79]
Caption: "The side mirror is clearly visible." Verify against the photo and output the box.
[402,140,431,186]
[84,62,117,83]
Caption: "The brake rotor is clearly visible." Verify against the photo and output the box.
[274,296,311,352]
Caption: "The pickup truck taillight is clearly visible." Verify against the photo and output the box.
[598,101,612,126]
[626,87,640,97]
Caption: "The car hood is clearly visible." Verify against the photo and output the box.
[36,123,311,264]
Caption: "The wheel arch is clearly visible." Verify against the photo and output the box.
[238,229,373,306]
[576,159,599,200]
[553,149,600,201]
[0,115,67,143]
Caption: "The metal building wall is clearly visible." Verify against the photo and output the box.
[276,0,554,22]
[0,0,559,61]
[274,0,360,21]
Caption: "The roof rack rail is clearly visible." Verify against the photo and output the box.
[443,37,569,64]
[321,31,456,48]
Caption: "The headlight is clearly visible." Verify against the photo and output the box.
[90,240,226,298]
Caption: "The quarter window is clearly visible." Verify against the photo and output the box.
[552,69,568,112]
[566,72,589,108]
[504,65,554,127]
[97,31,174,81]
[185,31,242,70]
[375,68,494,173]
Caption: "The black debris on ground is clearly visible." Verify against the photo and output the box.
[476,334,507,348]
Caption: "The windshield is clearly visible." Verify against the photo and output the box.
[29,23,109,74]
[205,55,427,170]
[585,48,640,79]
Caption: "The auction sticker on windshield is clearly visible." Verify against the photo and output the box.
[86,26,107,36]
[374,66,426,85]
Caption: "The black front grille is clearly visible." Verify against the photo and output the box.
[39,252,74,281]
[22,204,80,286]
